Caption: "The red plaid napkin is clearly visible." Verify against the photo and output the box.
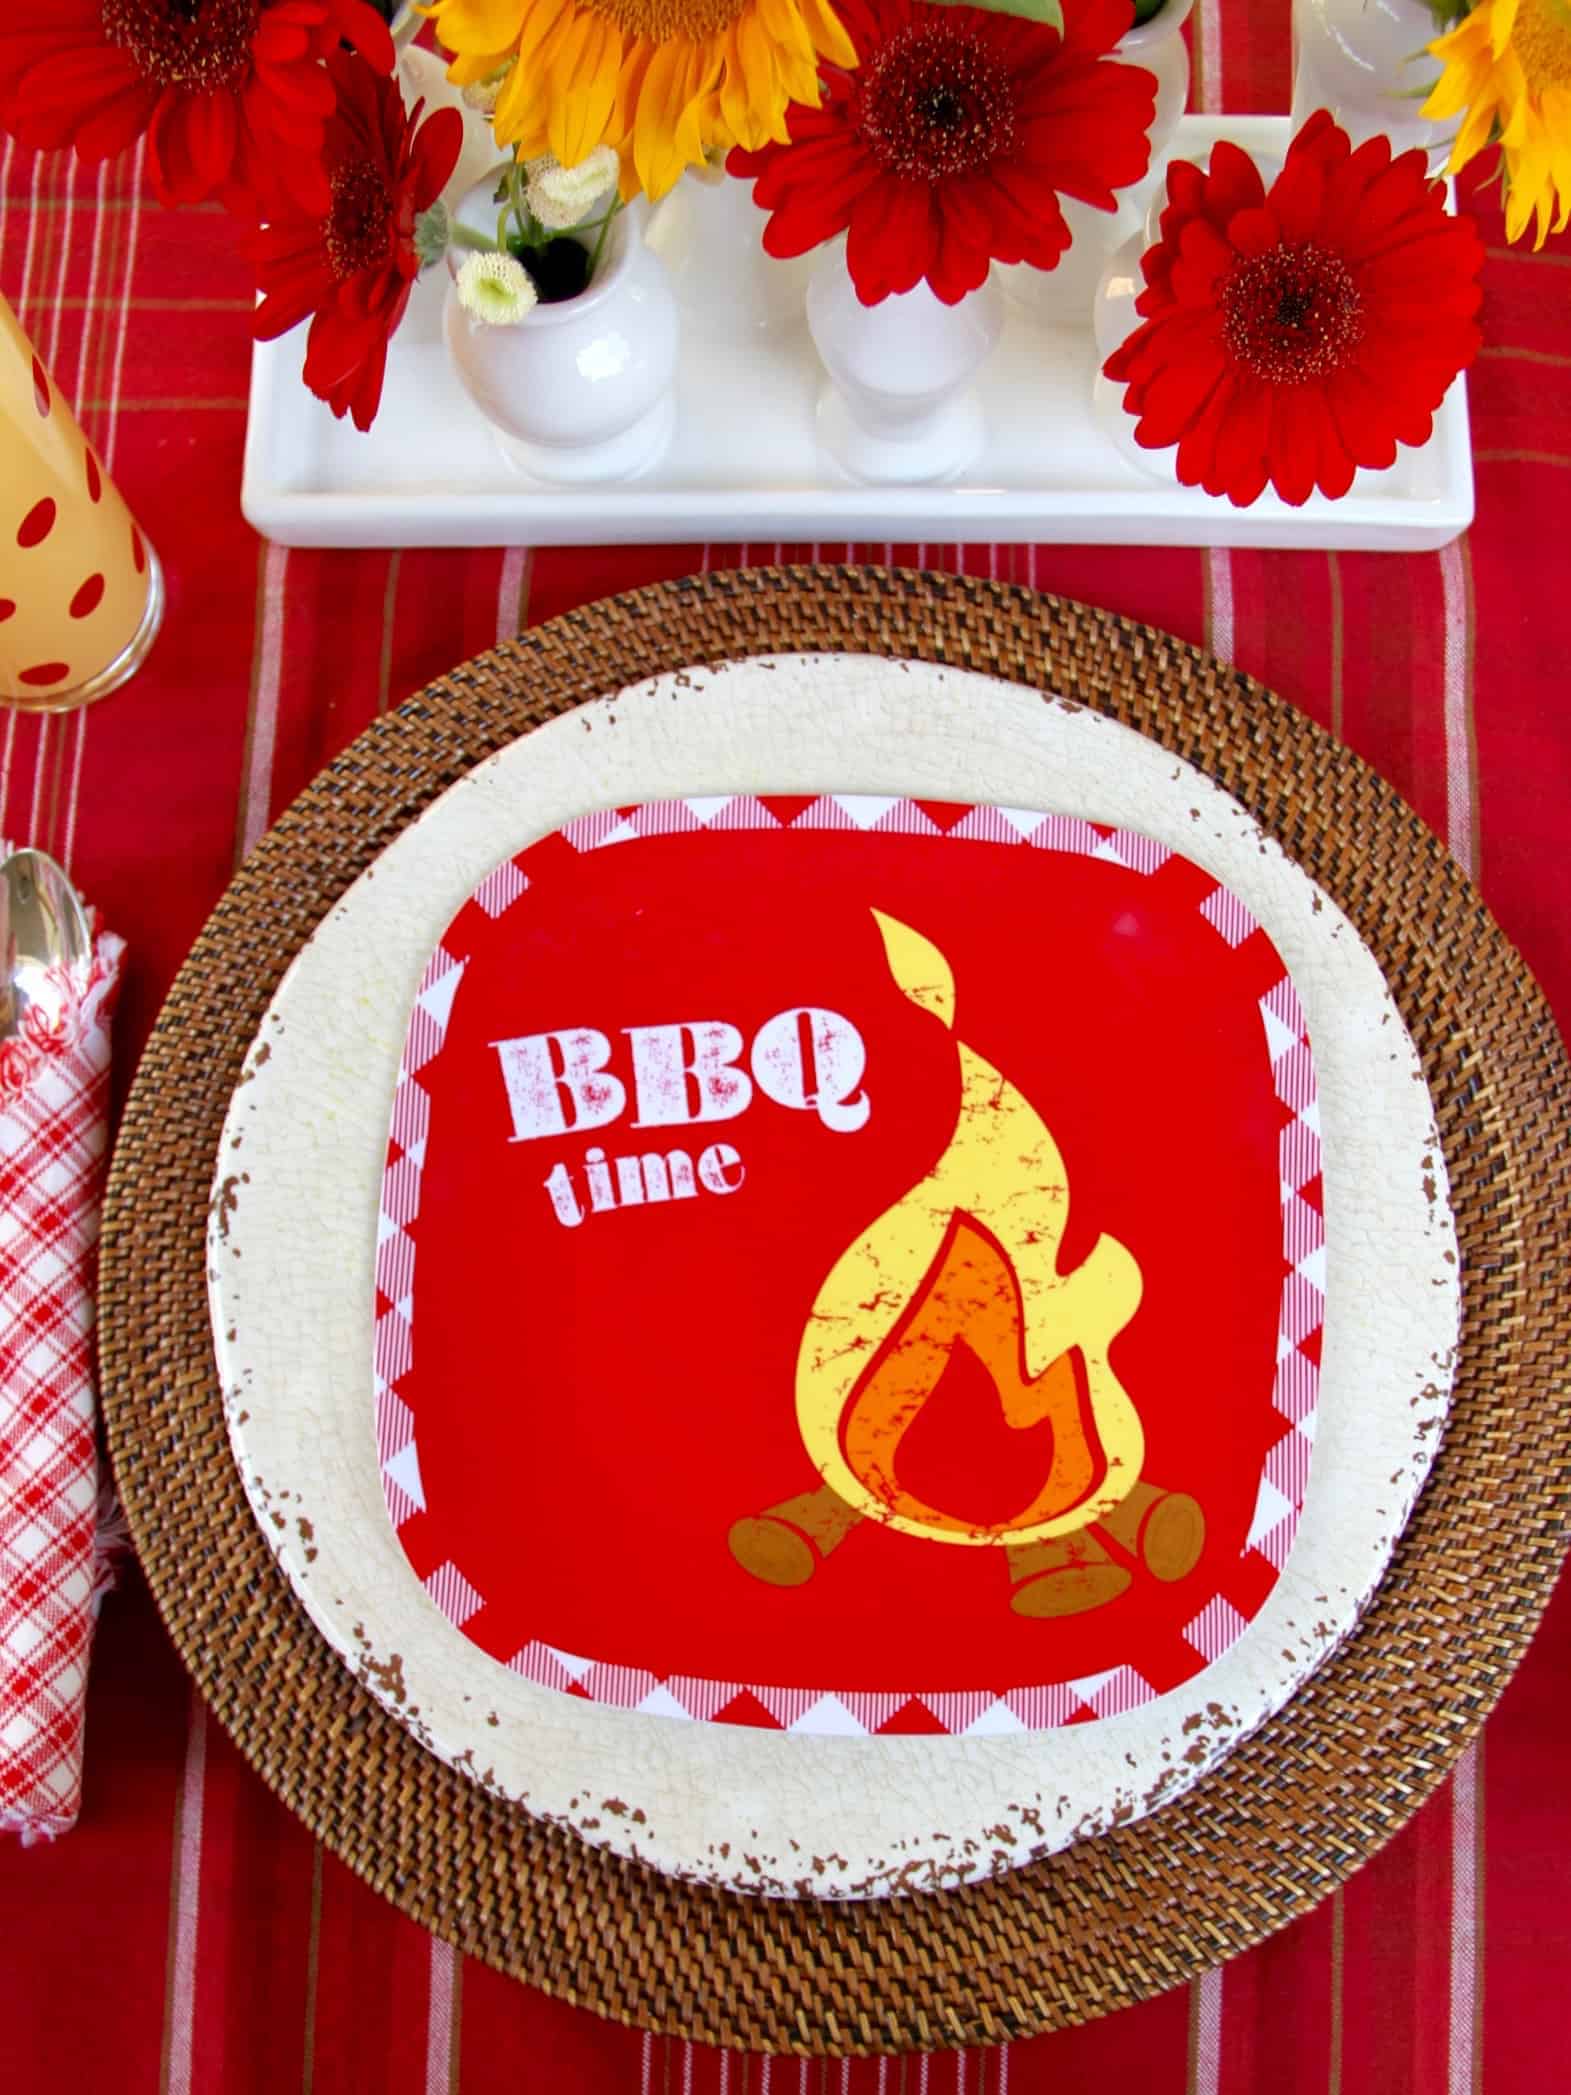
[0,844,124,1843]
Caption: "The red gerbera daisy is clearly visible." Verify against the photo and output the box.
[1102,110,1485,507]
[251,49,462,433]
[0,0,395,214]
[727,0,1156,306]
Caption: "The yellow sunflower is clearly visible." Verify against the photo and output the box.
[1424,0,1571,246]
[425,0,857,202]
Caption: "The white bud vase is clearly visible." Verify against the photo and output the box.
[1124,0,1194,162]
[645,170,811,339]
[997,0,1191,327]
[806,241,1003,484]
[443,187,680,485]
[1089,226,1172,484]
[1290,0,1458,173]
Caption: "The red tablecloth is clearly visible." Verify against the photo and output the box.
[3,4,1568,2089]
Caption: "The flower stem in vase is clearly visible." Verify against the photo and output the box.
[585,206,617,281]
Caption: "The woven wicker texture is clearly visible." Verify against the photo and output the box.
[99,567,1571,2055]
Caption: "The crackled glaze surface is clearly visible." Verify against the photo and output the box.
[207,655,1459,1899]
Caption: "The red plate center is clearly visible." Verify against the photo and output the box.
[375,797,1320,1736]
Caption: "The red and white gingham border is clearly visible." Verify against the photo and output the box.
[373,797,1322,1737]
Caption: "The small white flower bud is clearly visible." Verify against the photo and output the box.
[456,251,539,326]
[525,145,620,230]
[461,64,512,116]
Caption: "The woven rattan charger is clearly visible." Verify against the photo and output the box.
[100,567,1571,2056]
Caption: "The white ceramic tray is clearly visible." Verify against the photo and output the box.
[241,114,1473,553]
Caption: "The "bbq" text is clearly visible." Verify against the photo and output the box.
[491,1010,869,1230]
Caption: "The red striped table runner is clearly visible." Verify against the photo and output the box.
[1,3,1567,2088]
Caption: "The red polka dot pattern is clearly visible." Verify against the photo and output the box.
[69,573,106,620]
[31,356,49,418]
[19,662,70,688]
[85,448,102,503]
[17,497,56,548]
[0,599,14,623]
[131,525,146,574]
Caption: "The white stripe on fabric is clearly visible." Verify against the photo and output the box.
[1207,550,1235,668]
[105,141,147,473]
[1449,1742,1481,2094]
[73,157,110,409]
[16,146,43,321]
[424,1937,457,2095]
[238,542,290,861]
[1439,538,1474,874]
[26,717,50,845]
[164,1692,208,2095]
[496,547,529,646]
[1193,1966,1223,2095]
[66,139,149,879]
[44,150,74,372]
[1199,0,1226,113]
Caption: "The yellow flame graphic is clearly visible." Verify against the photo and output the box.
[793,911,1146,1547]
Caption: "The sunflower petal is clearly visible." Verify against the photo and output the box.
[792,0,858,69]
[426,0,531,56]
[493,46,551,153]
[546,13,621,165]
[632,41,706,197]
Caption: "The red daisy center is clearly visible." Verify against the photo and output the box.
[856,23,1016,183]
[100,0,262,91]
[1220,241,1365,386]
[325,158,395,280]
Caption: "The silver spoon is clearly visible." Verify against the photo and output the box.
[0,849,91,1041]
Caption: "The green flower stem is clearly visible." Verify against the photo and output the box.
[491,157,522,249]
[448,222,500,253]
[509,158,541,254]
[586,200,622,281]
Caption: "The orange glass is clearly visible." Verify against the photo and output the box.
[0,291,164,713]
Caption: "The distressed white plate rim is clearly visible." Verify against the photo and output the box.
[207,653,1459,1899]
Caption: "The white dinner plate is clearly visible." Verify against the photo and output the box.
[207,654,1458,1898]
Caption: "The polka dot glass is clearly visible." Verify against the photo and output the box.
[1,292,162,713]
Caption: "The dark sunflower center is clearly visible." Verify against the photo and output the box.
[579,0,751,37]
[100,0,261,90]
[325,160,394,280]
[858,24,1015,182]
[1513,0,1571,94]
[1221,241,1365,384]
